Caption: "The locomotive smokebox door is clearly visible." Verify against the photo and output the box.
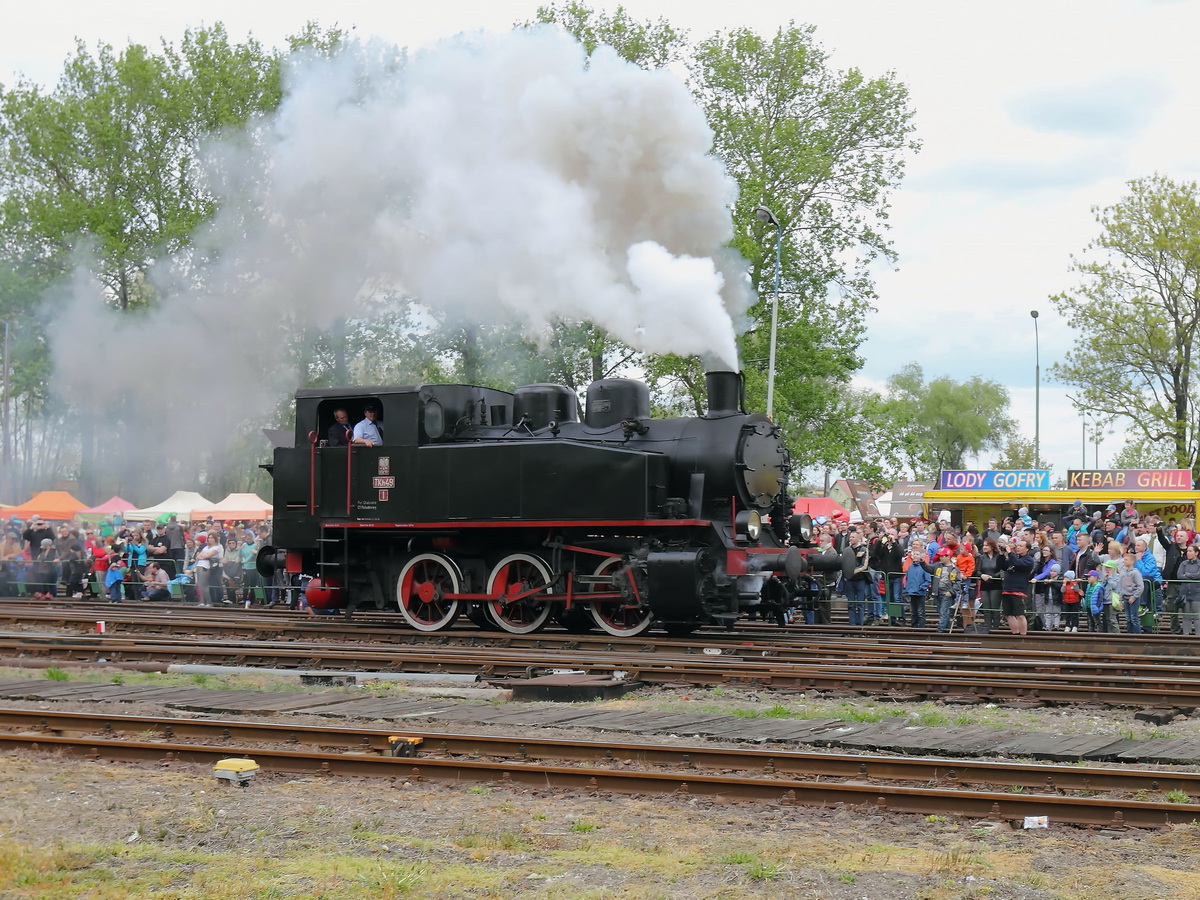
[645,549,715,621]
[738,421,788,507]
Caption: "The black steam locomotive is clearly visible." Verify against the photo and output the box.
[259,370,809,635]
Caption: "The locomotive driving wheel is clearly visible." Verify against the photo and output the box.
[587,556,653,637]
[485,553,553,634]
[395,553,463,632]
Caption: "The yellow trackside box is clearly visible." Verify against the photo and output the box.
[389,736,423,757]
[213,758,259,785]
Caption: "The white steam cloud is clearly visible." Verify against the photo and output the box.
[50,27,750,489]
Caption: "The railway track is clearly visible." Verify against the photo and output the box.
[5,597,1200,657]
[3,628,1200,708]
[1,706,1195,828]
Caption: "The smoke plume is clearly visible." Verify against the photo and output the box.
[49,27,750,494]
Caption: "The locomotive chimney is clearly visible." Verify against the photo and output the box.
[705,370,744,416]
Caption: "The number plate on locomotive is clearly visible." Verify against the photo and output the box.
[372,476,396,489]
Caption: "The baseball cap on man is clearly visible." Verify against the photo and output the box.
[1087,570,1100,578]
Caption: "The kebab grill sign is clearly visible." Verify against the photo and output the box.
[1067,469,1193,491]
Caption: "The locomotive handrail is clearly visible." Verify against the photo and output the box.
[346,433,353,515]
[307,431,318,515]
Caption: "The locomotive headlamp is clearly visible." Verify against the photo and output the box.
[736,510,762,541]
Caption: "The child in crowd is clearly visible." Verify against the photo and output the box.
[932,547,965,633]
[104,548,127,603]
[954,540,979,629]
[1085,570,1107,632]
[902,538,932,628]
[1060,570,1082,632]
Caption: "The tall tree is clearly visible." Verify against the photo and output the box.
[0,25,290,309]
[1051,175,1200,480]
[883,364,1014,478]
[527,2,688,68]
[990,435,1050,471]
[0,23,341,500]
[682,24,918,474]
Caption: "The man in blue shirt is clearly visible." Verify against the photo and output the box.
[352,403,383,447]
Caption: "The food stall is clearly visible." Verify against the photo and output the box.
[921,469,1199,529]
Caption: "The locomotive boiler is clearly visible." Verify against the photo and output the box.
[260,370,807,636]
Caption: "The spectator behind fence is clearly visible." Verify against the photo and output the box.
[1175,544,1200,636]
[143,562,172,602]
[998,538,1036,636]
[0,532,21,596]
[1112,551,1145,633]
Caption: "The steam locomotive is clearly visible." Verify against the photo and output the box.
[259,370,812,636]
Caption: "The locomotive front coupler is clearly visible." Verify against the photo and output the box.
[749,547,809,581]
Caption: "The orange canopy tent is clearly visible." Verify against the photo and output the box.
[191,493,273,522]
[3,490,89,521]
[81,496,136,517]
[793,496,850,522]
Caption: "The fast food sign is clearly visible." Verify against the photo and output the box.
[1066,469,1192,491]
[939,470,1050,490]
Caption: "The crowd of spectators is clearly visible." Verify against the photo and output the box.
[0,513,274,608]
[799,499,1200,636]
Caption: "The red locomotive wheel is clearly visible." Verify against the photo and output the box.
[586,556,654,637]
[396,553,463,632]
[485,553,553,634]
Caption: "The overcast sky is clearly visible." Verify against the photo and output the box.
[6,0,1197,477]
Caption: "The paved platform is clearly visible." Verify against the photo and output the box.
[0,676,1196,764]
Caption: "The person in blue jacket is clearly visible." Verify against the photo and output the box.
[1132,537,1162,624]
[902,538,933,627]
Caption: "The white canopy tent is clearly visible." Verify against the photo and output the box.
[123,491,214,523]
[191,493,273,522]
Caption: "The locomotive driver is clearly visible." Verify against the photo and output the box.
[352,403,383,447]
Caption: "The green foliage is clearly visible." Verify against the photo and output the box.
[746,860,783,880]
[43,666,69,681]
[881,363,1014,478]
[0,24,293,308]
[527,3,688,69]
[990,434,1049,470]
[688,23,918,469]
[1051,175,1200,480]
[1110,436,1175,470]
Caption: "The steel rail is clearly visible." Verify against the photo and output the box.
[0,731,1193,828]
[8,628,1200,681]
[3,632,1200,706]
[3,606,1200,669]
[3,707,1197,796]
[7,597,1200,653]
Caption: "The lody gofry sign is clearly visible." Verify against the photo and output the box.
[939,470,1051,491]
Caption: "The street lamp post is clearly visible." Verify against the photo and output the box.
[755,205,782,418]
[1030,310,1040,466]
